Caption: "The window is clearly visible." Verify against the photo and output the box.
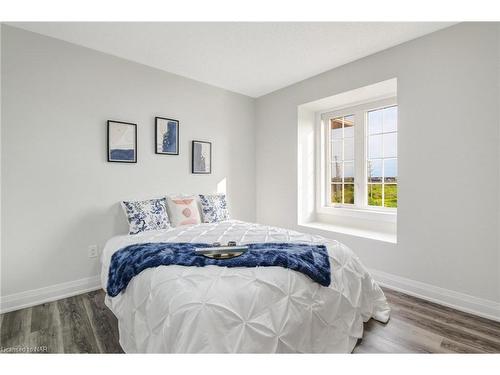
[322,99,398,211]
[367,106,398,208]
[330,115,355,204]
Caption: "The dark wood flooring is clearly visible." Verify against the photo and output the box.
[1,287,499,353]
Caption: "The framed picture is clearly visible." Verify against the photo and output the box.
[107,120,137,163]
[192,140,212,174]
[155,117,179,155]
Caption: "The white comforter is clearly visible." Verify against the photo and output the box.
[101,220,390,353]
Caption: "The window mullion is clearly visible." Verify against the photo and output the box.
[381,119,385,207]
[326,119,331,206]
[354,110,365,208]
[341,117,345,205]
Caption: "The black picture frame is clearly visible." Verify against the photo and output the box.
[107,120,137,163]
[155,117,179,155]
[191,140,212,174]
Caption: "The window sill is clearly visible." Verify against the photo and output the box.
[298,221,397,244]
[317,205,396,223]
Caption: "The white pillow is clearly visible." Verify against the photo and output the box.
[166,196,202,227]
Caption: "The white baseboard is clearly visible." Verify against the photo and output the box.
[0,276,101,314]
[370,268,500,323]
[2,269,499,323]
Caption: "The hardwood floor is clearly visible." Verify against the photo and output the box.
[354,288,500,353]
[0,290,123,353]
[1,287,499,353]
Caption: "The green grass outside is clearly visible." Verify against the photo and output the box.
[368,184,397,208]
[331,183,354,204]
[332,183,397,207]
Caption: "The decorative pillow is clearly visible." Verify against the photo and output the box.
[166,196,202,227]
[121,198,170,235]
[198,194,230,223]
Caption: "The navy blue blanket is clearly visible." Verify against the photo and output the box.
[107,242,331,296]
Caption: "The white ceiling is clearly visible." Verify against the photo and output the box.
[9,22,454,97]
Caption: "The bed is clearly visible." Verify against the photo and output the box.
[100,220,390,353]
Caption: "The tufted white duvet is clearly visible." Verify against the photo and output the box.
[101,220,390,353]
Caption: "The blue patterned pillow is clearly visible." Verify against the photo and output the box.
[199,194,230,223]
[122,198,170,234]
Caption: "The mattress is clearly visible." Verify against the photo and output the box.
[101,220,390,353]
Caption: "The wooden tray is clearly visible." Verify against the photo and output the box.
[195,245,248,259]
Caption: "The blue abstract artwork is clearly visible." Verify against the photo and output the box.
[110,149,135,161]
[156,118,179,155]
[108,121,136,163]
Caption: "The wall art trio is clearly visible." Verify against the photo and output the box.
[107,117,211,174]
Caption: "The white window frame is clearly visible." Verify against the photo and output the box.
[316,97,397,222]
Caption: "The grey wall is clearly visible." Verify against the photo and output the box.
[1,26,256,296]
[2,23,500,311]
[0,25,2,274]
[256,23,500,303]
